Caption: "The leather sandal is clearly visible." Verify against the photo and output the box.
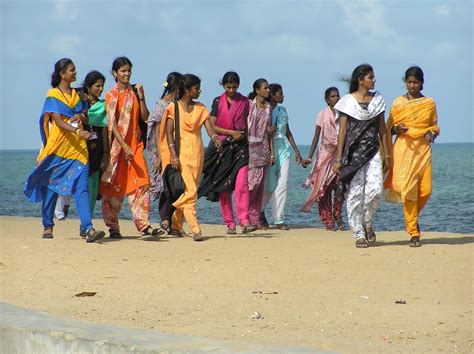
[85,228,105,243]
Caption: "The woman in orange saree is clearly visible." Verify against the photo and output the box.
[100,57,163,240]
[384,66,440,247]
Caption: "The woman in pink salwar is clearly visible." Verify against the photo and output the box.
[199,72,256,234]
[301,87,345,231]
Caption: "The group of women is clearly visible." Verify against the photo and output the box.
[24,58,439,248]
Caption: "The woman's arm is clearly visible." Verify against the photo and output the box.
[166,117,179,169]
[332,115,348,174]
[269,133,275,166]
[135,84,150,122]
[377,113,393,169]
[285,124,302,164]
[51,113,90,140]
[209,116,244,141]
[204,119,223,151]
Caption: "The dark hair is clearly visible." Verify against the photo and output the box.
[111,56,133,82]
[82,71,106,94]
[221,71,240,86]
[404,66,424,90]
[267,83,282,102]
[248,78,268,100]
[177,74,201,100]
[324,86,339,100]
[349,64,374,93]
[51,58,74,87]
[161,72,184,99]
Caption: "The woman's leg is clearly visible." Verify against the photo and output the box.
[346,166,366,239]
[72,167,93,234]
[404,164,432,237]
[249,182,265,226]
[362,152,383,230]
[42,188,58,229]
[271,158,290,224]
[234,166,250,226]
[171,209,184,231]
[220,192,236,228]
[88,171,100,217]
[159,192,175,225]
[102,194,124,233]
[128,185,151,232]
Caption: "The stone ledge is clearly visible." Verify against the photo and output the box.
[0,302,329,353]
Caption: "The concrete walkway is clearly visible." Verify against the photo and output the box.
[0,302,331,353]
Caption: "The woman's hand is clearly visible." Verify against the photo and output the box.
[154,156,162,172]
[270,155,275,166]
[122,144,133,162]
[424,131,435,143]
[302,158,312,167]
[100,153,109,172]
[384,155,393,172]
[332,161,342,175]
[171,158,180,170]
[70,113,86,124]
[78,130,91,140]
[395,123,408,135]
[230,130,244,141]
[295,153,303,165]
[268,125,277,135]
[135,83,145,99]
[214,138,223,152]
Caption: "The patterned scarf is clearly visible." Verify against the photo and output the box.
[101,84,134,184]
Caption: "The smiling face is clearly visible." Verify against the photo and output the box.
[405,75,423,96]
[224,82,239,99]
[256,81,270,99]
[326,89,340,108]
[61,63,77,84]
[88,79,104,98]
[358,70,376,90]
[113,64,132,85]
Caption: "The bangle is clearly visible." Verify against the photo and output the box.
[75,128,82,136]
[211,134,218,141]
[168,143,175,147]
[172,158,179,162]
[335,158,342,163]
[270,155,274,158]
[138,97,145,101]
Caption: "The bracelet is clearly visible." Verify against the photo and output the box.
[385,155,391,157]
[172,158,179,162]
[138,97,145,101]
[211,134,218,141]
[168,143,175,147]
[335,159,342,163]
[270,155,274,158]
[75,128,82,136]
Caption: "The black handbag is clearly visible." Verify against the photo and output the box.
[131,84,148,148]
[163,102,185,203]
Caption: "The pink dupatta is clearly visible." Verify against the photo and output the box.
[301,107,338,212]
[101,84,135,184]
[215,92,249,138]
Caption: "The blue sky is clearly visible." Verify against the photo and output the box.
[1,0,472,149]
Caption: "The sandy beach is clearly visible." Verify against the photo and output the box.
[0,216,472,352]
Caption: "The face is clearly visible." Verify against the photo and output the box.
[187,85,201,99]
[272,89,284,104]
[359,71,375,90]
[88,79,104,98]
[326,90,340,107]
[114,64,132,84]
[405,76,422,96]
[224,83,239,98]
[61,64,77,83]
[256,81,270,99]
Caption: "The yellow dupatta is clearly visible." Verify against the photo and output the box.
[384,96,440,202]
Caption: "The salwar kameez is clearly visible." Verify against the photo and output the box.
[384,96,440,238]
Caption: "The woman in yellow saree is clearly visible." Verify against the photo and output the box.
[384,66,440,247]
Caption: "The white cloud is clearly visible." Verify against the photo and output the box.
[336,0,401,53]
[48,34,81,55]
[434,4,451,17]
[51,0,80,21]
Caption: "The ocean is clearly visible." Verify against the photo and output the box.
[1,144,473,234]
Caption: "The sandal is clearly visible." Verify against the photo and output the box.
[242,225,257,234]
[365,226,376,243]
[192,232,203,242]
[276,223,290,230]
[355,237,369,248]
[325,223,336,231]
[170,229,186,237]
[160,222,171,235]
[409,236,421,247]
[227,227,237,235]
[139,225,164,241]
[42,228,53,239]
[109,230,123,239]
[85,228,105,243]
[335,218,346,231]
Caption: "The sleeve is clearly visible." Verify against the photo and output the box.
[429,101,440,136]
[210,97,219,117]
[315,111,323,127]
[162,102,175,124]
[199,105,210,126]
[149,101,165,123]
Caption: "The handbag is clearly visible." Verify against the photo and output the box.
[163,101,185,203]
[131,84,149,148]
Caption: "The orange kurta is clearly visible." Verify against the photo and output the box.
[159,102,209,233]
[101,91,149,197]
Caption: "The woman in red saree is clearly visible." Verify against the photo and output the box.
[100,57,163,240]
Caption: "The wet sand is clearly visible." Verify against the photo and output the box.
[0,216,472,352]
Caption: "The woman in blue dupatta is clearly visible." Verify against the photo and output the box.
[24,58,105,242]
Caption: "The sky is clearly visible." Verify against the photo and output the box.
[1,0,472,150]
